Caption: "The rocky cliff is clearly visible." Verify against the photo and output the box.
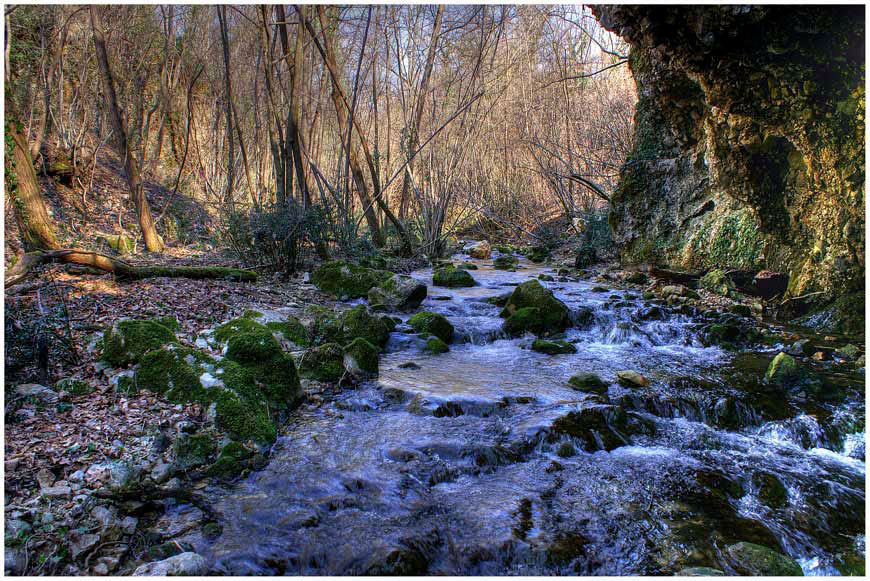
[592,6,864,332]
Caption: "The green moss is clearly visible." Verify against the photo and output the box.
[310,260,392,298]
[214,317,268,344]
[531,339,577,355]
[765,352,804,386]
[344,338,380,376]
[174,432,217,470]
[205,441,252,478]
[568,373,609,393]
[493,256,518,270]
[212,391,277,443]
[266,317,309,346]
[54,378,93,396]
[423,337,450,354]
[408,312,454,343]
[101,319,178,367]
[724,542,803,576]
[499,280,571,336]
[433,265,476,287]
[299,343,345,382]
[225,329,283,364]
[503,307,544,336]
[136,346,210,402]
[243,310,264,319]
[340,305,392,348]
[708,210,765,270]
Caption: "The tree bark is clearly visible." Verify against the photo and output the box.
[89,6,163,252]
[5,249,257,288]
[216,6,236,208]
[6,124,61,251]
[399,5,444,219]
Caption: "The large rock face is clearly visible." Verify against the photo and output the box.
[592,6,864,329]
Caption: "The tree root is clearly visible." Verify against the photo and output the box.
[5,249,257,288]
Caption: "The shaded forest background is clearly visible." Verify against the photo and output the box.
[5,4,634,271]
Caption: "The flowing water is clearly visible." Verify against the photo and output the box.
[194,256,865,575]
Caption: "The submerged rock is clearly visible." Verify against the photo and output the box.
[723,542,803,576]
[493,255,519,270]
[568,373,609,394]
[549,405,630,452]
[310,261,392,299]
[369,274,427,311]
[433,265,476,287]
[531,339,577,355]
[423,337,450,354]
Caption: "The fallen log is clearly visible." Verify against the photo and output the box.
[648,266,701,288]
[4,249,257,288]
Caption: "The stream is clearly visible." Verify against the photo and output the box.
[191,256,864,575]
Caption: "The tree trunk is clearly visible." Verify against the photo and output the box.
[217,6,236,208]
[5,249,257,288]
[6,124,60,251]
[89,6,163,253]
[399,5,444,219]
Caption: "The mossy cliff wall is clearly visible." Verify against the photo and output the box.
[592,6,864,305]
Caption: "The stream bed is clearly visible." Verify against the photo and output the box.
[191,256,864,575]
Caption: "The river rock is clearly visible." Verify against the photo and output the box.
[500,280,572,336]
[699,269,735,296]
[765,352,803,386]
[531,339,577,355]
[834,343,860,360]
[407,312,454,343]
[568,373,609,394]
[150,463,174,484]
[343,338,380,378]
[69,531,101,559]
[132,552,208,576]
[368,275,427,311]
[549,405,629,452]
[661,285,687,298]
[723,542,803,576]
[786,339,812,356]
[433,265,476,288]
[616,370,650,387]
[464,240,491,259]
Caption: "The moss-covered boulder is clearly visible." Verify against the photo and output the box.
[493,256,519,270]
[499,280,571,336]
[299,343,345,382]
[433,266,476,288]
[136,318,301,443]
[699,269,736,296]
[407,312,454,343]
[568,373,609,393]
[343,338,380,378]
[531,339,577,355]
[765,352,803,386]
[101,319,178,367]
[723,542,803,576]
[340,306,392,348]
[368,274,427,311]
[311,260,392,298]
[423,337,450,354]
[265,316,309,346]
[96,233,134,255]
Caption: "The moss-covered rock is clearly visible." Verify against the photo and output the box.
[723,542,803,576]
[368,274,427,311]
[700,269,736,297]
[299,343,345,382]
[503,307,545,336]
[526,246,551,263]
[753,471,788,508]
[311,260,392,298]
[266,316,309,346]
[344,338,380,377]
[765,352,803,386]
[433,265,476,288]
[407,312,454,343]
[101,319,178,367]
[499,280,571,336]
[616,370,650,387]
[531,339,577,355]
[423,337,449,354]
[54,378,94,396]
[340,306,392,348]
[205,441,253,478]
[96,233,134,255]
[568,373,609,393]
[174,432,217,471]
[493,256,519,270]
